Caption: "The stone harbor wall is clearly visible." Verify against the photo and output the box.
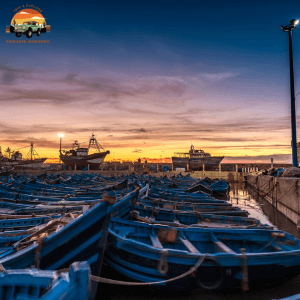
[247,175,300,225]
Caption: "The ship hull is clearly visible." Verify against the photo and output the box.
[172,156,224,170]
[60,151,109,170]
[1,158,46,169]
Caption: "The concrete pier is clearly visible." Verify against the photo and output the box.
[247,175,300,225]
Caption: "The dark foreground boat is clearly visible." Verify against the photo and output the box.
[60,134,110,170]
[105,218,300,291]
[0,261,90,300]
[0,197,114,299]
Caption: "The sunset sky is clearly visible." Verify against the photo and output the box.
[11,9,45,25]
[1,0,300,163]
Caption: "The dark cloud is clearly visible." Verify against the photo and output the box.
[0,137,59,150]
[64,73,78,81]
[0,64,29,85]
[0,89,75,104]
[0,123,112,137]
[1,68,190,106]
[132,149,142,153]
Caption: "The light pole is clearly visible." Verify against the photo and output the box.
[281,19,299,167]
[57,133,64,155]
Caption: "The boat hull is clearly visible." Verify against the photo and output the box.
[60,151,109,170]
[2,158,46,169]
[172,156,224,170]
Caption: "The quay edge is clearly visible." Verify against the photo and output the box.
[247,174,300,225]
[16,169,245,182]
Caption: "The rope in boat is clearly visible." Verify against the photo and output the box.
[11,254,208,286]
[90,254,208,286]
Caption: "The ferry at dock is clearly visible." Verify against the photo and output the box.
[172,145,224,170]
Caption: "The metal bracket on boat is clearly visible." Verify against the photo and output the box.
[240,248,249,291]
[158,250,169,275]
[102,192,116,205]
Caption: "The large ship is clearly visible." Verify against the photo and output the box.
[59,134,110,170]
[172,145,224,170]
[0,143,47,169]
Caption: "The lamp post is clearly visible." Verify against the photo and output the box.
[57,133,64,155]
[281,19,299,167]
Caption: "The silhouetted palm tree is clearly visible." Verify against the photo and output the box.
[5,147,12,158]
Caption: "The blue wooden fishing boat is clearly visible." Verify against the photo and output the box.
[148,192,227,204]
[131,204,267,228]
[210,180,229,195]
[138,198,249,216]
[105,218,300,291]
[0,215,56,231]
[0,261,90,300]
[186,181,213,195]
[274,293,300,300]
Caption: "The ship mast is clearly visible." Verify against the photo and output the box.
[31,142,33,160]
[88,133,105,153]
[27,143,40,160]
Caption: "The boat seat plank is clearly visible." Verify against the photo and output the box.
[213,240,236,254]
[150,233,164,249]
[179,237,200,253]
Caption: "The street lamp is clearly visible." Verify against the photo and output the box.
[57,133,64,155]
[281,19,299,167]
